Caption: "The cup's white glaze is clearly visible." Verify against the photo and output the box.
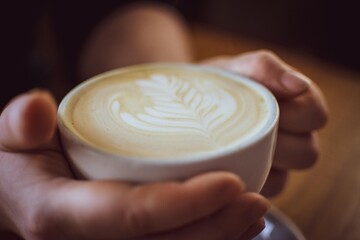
[58,63,279,192]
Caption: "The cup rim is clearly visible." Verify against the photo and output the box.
[58,63,279,165]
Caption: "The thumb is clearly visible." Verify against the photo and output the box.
[0,89,58,151]
[203,51,311,100]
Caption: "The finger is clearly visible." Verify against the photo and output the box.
[273,132,319,170]
[236,50,311,99]
[279,83,328,133]
[40,172,245,239]
[260,169,288,198]
[0,90,58,152]
[204,50,311,100]
[142,193,269,240]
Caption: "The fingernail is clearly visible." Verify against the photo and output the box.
[281,71,311,93]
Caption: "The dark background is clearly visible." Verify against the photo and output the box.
[180,0,360,72]
[1,0,359,110]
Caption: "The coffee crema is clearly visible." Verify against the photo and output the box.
[60,65,270,159]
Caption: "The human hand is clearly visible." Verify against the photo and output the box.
[202,50,329,197]
[0,90,270,240]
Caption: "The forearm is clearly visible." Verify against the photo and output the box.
[79,2,193,80]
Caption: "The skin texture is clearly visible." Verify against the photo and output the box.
[0,93,269,239]
[0,2,328,240]
[201,51,328,196]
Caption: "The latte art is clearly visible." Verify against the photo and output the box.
[61,66,270,158]
[110,75,238,139]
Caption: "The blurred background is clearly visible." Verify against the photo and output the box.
[178,0,360,72]
[1,1,360,240]
[176,2,360,240]
[2,0,359,110]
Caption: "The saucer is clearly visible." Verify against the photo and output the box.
[254,206,306,240]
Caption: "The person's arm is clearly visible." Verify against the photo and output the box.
[78,2,192,80]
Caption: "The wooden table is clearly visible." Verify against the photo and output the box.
[191,25,360,240]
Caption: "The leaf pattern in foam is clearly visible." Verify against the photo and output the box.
[117,74,237,138]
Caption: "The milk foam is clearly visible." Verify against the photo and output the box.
[61,66,269,158]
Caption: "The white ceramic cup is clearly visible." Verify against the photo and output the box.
[58,63,279,192]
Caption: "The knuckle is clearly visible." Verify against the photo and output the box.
[275,133,319,170]
[303,100,328,132]
[298,133,319,169]
[303,144,319,168]
[248,50,279,80]
[313,106,329,130]
[215,173,245,197]
[308,84,329,130]
[291,134,319,169]
[123,198,153,234]
[254,49,277,64]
